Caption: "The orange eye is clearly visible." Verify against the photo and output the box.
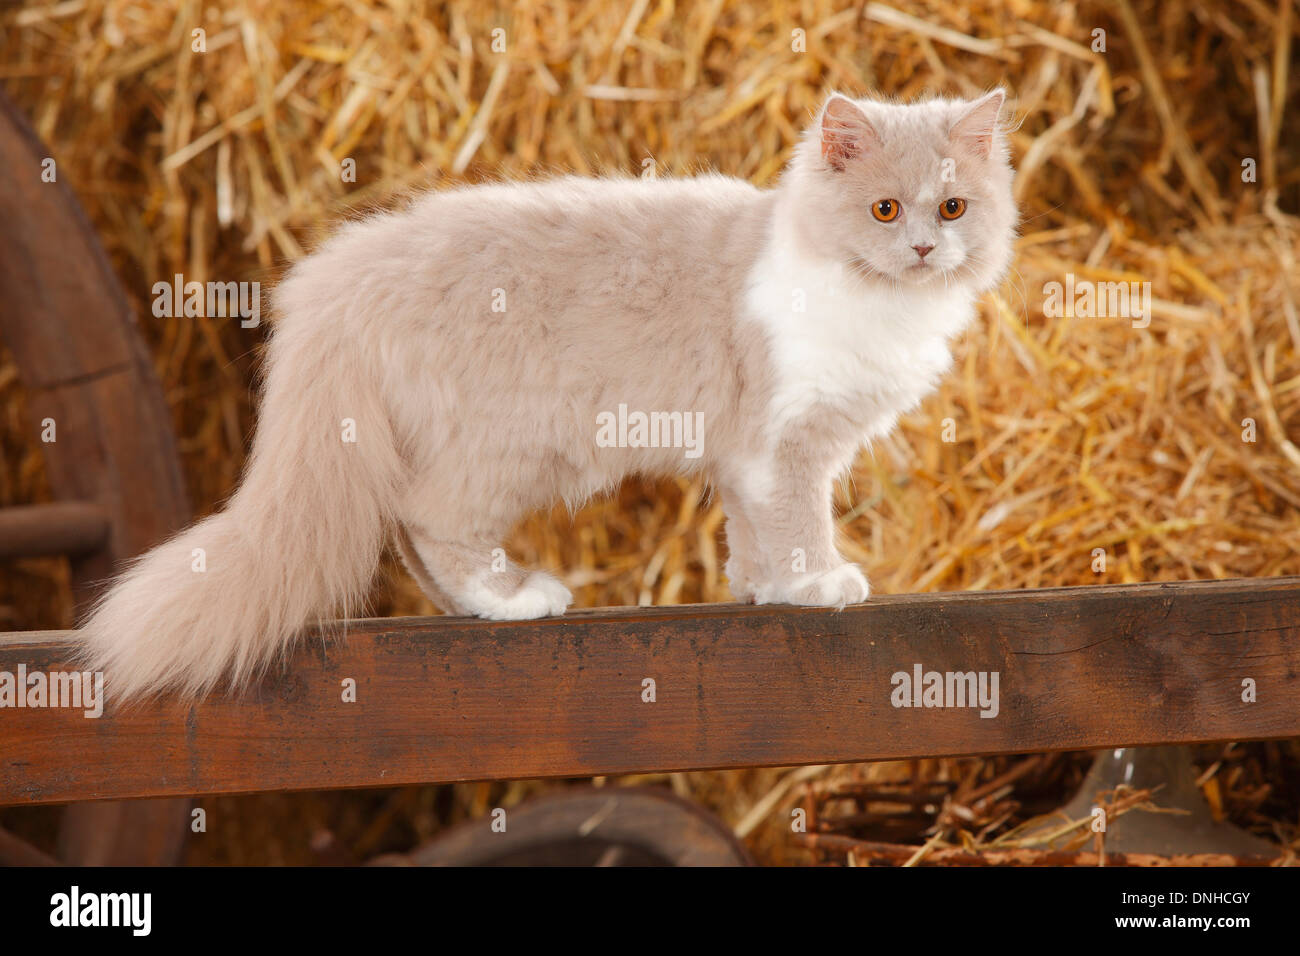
[939,197,967,220]
[872,199,901,222]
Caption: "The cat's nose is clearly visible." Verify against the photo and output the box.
[912,243,934,260]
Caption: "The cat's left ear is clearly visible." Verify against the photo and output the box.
[949,89,1006,159]
[820,95,878,172]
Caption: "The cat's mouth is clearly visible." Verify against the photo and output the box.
[848,255,943,284]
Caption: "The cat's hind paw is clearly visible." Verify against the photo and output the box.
[755,564,870,610]
[462,570,573,621]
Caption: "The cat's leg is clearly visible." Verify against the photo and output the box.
[720,490,762,602]
[393,524,459,614]
[723,451,869,609]
[402,525,572,620]
[395,440,574,619]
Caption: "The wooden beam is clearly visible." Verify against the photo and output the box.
[1,577,1297,807]
[0,503,109,560]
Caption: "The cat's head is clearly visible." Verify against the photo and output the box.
[783,91,1016,294]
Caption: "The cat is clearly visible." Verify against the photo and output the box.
[77,89,1016,700]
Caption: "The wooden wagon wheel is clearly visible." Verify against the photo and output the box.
[0,90,193,865]
[371,786,755,867]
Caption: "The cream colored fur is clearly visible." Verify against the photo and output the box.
[77,90,1016,700]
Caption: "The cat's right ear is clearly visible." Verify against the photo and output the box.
[820,95,877,172]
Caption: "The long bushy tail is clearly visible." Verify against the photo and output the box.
[78,303,405,702]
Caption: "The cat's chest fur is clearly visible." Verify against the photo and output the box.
[743,235,977,445]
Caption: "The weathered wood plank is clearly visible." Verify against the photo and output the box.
[0,90,191,606]
[0,89,193,860]
[0,577,1297,806]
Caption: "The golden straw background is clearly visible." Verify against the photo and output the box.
[1,0,1297,864]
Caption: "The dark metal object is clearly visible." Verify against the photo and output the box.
[372,787,753,867]
[1050,746,1280,857]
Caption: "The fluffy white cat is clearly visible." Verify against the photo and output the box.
[78,90,1017,699]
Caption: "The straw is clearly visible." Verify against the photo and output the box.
[1,0,1295,865]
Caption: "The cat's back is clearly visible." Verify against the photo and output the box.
[409,174,766,254]
[288,174,771,319]
[420,173,761,215]
[279,173,773,377]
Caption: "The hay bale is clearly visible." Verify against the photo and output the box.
[1,0,1295,864]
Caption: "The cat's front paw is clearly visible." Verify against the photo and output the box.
[754,564,870,609]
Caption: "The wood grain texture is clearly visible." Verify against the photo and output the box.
[0,90,190,603]
[0,89,193,860]
[1,576,1297,807]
